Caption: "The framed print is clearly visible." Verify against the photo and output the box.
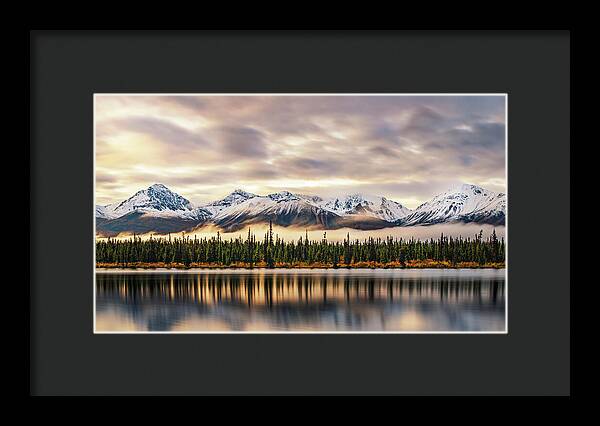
[30,31,570,396]
[93,93,508,334]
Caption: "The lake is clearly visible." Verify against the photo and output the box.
[95,268,506,333]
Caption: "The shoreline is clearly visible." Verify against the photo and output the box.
[96,261,505,270]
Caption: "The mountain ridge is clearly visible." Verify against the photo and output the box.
[96,183,506,236]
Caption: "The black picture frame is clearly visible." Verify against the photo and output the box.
[30,30,571,396]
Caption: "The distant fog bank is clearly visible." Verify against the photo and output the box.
[97,223,505,242]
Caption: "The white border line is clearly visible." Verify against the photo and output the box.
[93,93,97,333]
[504,93,509,335]
[93,93,508,335]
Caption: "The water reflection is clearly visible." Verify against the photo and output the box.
[96,269,505,332]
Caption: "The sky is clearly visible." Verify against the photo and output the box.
[95,94,506,209]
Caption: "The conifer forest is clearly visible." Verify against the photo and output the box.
[96,222,505,269]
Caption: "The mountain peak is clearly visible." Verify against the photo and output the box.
[231,188,255,197]
[268,191,299,201]
[148,183,169,190]
[445,183,488,195]
[204,188,257,213]
[317,193,411,222]
[108,184,193,217]
[146,183,179,196]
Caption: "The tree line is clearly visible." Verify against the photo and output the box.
[96,221,505,268]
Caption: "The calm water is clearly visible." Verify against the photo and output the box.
[95,269,505,332]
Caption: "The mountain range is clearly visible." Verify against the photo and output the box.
[96,183,506,237]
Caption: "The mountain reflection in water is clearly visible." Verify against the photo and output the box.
[95,269,505,332]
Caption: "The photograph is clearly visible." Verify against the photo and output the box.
[94,94,507,333]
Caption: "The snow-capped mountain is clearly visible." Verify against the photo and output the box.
[399,184,506,226]
[211,190,340,231]
[97,183,194,219]
[208,191,413,231]
[95,183,506,236]
[320,194,411,222]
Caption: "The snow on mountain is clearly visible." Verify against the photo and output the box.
[320,194,411,222]
[210,191,412,231]
[399,184,506,226]
[267,191,300,202]
[95,205,110,219]
[212,191,317,221]
[458,192,506,225]
[95,202,123,219]
[296,193,326,204]
[212,191,410,223]
[212,191,338,231]
[101,184,194,218]
[202,189,258,215]
[181,207,214,221]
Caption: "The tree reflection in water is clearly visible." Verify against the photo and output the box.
[95,269,505,332]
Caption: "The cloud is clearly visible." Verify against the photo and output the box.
[95,95,506,208]
[160,96,207,112]
[368,145,399,157]
[105,116,208,148]
[403,106,447,134]
[96,174,118,184]
[212,126,267,159]
[278,157,343,176]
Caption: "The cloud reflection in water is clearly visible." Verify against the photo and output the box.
[95,269,505,332]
